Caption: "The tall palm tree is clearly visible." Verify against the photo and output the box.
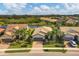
[46,26,64,44]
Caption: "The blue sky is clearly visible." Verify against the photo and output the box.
[0,3,79,15]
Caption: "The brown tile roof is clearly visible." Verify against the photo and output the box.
[60,27,79,35]
[32,26,52,36]
[5,24,28,35]
[40,17,58,22]
[0,28,5,32]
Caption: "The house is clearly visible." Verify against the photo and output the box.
[0,28,5,35]
[0,24,28,43]
[60,27,79,41]
[60,27,79,36]
[0,26,7,35]
[5,24,28,36]
[65,19,78,25]
[40,17,58,23]
[32,26,52,41]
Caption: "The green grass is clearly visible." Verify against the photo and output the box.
[9,40,32,49]
[43,49,67,53]
[44,41,64,48]
[43,41,66,53]
[5,49,30,53]
[9,44,32,48]
[7,41,32,53]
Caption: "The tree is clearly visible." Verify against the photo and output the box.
[14,28,35,43]
[10,28,35,48]
[46,26,64,44]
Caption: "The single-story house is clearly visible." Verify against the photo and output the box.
[40,17,58,23]
[65,19,78,25]
[32,26,52,41]
[0,26,6,35]
[0,28,5,35]
[5,24,28,36]
[0,24,28,42]
[60,27,79,41]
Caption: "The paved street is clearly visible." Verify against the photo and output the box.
[0,41,79,56]
[0,51,79,56]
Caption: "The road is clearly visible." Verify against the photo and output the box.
[0,51,79,56]
[0,41,79,56]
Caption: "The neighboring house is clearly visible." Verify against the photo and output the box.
[63,34,74,41]
[0,28,5,35]
[0,26,7,35]
[60,27,79,36]
[60,27,79,41]
[65,19,78,25]
[40,17,58,23]
[0,24,28,43]
[5,24,28,36]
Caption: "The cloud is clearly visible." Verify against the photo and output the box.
[0,9,8,15]
[33,7,41,12]
[2,3,27,15]
[27,5,54,15]
[64,3,79,14]
[3,3,26,9]
[1,3,79,15]
[40,5,50,11]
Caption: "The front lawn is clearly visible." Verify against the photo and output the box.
[43,41,67,53]
[9,40,32,48]
[6,40,32,53]
[44,41,64,48]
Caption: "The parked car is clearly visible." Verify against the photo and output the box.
[69,40,77,47]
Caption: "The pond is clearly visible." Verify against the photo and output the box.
[0,26,7,29]
[28,25,41,28]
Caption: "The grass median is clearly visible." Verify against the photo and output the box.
[5,48,31,53]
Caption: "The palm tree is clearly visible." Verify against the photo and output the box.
[46,26,64,44]
[14,28,35,43]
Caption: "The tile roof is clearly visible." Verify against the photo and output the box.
[0,28,5,32]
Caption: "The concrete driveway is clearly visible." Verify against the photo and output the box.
[30,41,44,53]
[0,43,9,54]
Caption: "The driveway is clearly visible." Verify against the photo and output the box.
[64,41,70,48]
[30,41,44,53]
[0,43,9,54]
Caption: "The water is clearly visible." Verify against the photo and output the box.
[28,25,41,28]
[0,26,7,29]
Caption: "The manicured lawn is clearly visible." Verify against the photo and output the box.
[9,44,32,48]
[6,41,32,53]
[43,41,67,53]
[9,40,32,49]
[44,41,64,48]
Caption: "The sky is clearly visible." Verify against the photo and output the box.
[0,3,79,15]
